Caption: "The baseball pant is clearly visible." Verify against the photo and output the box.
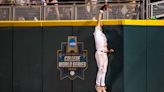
[95,51,108,86]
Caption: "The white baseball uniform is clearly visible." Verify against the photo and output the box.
[93,25,108,86]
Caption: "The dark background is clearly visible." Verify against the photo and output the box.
[124,25,164,92]
[1,24,164,92]
[0,25,123,92]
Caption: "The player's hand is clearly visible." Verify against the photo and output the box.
[107,49,114,56]
[109,49,114,53]
[107,49,114,53]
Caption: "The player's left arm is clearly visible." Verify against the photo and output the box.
[96,5,106,27]
[105,0,108,4]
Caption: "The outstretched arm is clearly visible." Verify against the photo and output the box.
[105,0,108,4]
[96,4,108,27]
[96,4,112,26]
[96,10,104,27]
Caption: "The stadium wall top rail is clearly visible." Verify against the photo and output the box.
[0,20,164,27]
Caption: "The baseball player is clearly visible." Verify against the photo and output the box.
[93,4,113,92]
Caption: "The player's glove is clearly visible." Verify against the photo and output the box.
[100,4,108,11]
[100,4,112,12]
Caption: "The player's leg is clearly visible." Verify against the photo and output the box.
[95,51,104,92]
[101,53,108,92]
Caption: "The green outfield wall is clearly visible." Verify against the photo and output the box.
[0,20,164,92]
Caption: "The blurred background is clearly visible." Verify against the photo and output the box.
[0,0,164,20]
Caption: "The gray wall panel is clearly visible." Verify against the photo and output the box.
[147,27,164,92]
[0,28,12,92]
[13,27,42,92]
[124,26,147,92]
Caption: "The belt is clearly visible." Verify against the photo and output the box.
[97,50,107,53]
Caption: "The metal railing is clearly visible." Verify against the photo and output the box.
[0,1,144,20]
[151,1,164,19]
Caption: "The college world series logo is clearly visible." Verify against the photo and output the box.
[57,36,88,80]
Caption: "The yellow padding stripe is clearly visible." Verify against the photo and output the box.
[123,20,147,26]
[146,20,164,26]
[0,20,164,27]
[0,21,12,27]
[0,21,42,27]
[0,20,122,27]
[123,20,164,26]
